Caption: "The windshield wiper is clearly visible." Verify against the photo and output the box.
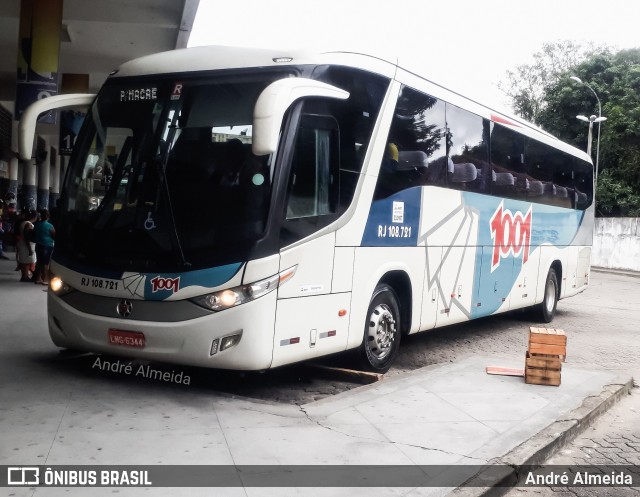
[93,136,133,230]
[156,123,191,269]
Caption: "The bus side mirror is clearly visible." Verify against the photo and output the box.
[252,78,349,156]
[19,93,95,160]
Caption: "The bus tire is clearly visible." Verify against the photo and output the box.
[359,284,401,373]
[534,268,559,323]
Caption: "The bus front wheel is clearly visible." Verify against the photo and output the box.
[359,284,401,373]
[534,268,559,323]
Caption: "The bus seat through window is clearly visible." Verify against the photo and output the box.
[576,190,588,207]
[554,185,572,207]
[543,182,556,197]
[451,162,477,183]
[397,150,428,171]
[527,180,543,197]
[494,172,515,187]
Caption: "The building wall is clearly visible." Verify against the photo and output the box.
[592,218,640,271]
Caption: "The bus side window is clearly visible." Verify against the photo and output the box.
[552,155,575,208]
[490,123,526,200]
[281,114,340,245]
[573,158,593,209]
[525,139,591,209]
[373,86,446,200]
[446,104,491,195]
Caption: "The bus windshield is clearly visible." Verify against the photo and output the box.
[58,71,289,272]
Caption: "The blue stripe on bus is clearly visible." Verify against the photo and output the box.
[52,253,243,301]
[143,262,243,300]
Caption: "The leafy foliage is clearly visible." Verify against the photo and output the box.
[499,41,611,124]
[502,44,640,216]
[594,171,640,217]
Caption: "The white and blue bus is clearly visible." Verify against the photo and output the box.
[20,46,593,373]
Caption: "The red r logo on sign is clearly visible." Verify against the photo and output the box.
[171,83,183,100]
[490,202,532,272]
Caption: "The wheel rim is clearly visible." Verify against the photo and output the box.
[544,277,556,313]
[367,303,397,360]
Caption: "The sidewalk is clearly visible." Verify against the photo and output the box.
[502,383,640,497]
[0,257,634,496]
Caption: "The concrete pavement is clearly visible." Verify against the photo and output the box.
[0,256,634,496]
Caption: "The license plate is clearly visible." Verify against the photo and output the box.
[108,329,145,349]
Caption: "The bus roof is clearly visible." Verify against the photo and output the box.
[111,45,592,164]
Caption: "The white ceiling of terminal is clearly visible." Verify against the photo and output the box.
[0,0,199,101]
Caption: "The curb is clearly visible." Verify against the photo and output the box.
[591,267,640,278]
[451,376,636,497]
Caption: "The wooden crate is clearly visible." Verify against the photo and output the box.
[529,327,566,358]
[524,351,562,386]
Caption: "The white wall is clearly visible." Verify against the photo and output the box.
[592,218,640,271]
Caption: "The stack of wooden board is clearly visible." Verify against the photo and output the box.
[525,327,566,386]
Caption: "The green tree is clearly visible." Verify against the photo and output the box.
[499,40,611,124]
[595,170,640,217]
[537,48,640,216]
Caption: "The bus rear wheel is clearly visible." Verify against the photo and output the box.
[359,284,401,373]
[534,268,558,323]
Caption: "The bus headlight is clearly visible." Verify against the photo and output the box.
[191,266,296,312]
[50,275,75,296]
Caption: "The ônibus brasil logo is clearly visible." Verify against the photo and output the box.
[490,201,532,272]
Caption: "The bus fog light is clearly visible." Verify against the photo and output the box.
[210,338,219,356]
[220,333,242,351]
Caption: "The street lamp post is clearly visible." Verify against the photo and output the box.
[576,114,606,156]
[570,76,607,189]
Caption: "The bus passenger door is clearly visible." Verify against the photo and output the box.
[275,233,347,368]
[272,113,349,368]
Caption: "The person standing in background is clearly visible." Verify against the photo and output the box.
[33,209,55,285]
[16,210,37,282]
[0,199,8,260]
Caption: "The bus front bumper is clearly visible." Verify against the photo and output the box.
[47,290,278,370]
